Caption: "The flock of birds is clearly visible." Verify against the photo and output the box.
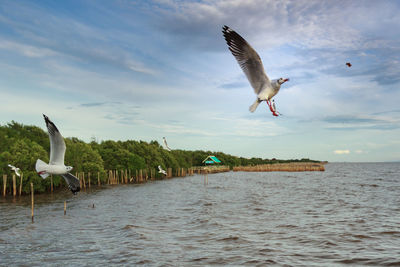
[7,25,352,194]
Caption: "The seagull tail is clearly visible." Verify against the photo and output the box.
[35,159,50,179]
[249,99,261,113]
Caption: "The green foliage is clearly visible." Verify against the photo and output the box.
[0,120,321,194]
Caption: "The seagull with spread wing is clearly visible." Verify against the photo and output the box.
[222,25,289,114]
[158,165,167,176]
[163,137,172,151]
[8,164,21,177]
[35,114,80,194]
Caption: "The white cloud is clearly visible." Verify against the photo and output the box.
[334,149,350,155]
[0,40,57,58]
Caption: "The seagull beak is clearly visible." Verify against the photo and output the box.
[283,78,289,83]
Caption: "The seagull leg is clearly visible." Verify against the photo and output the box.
[266,100,274,113]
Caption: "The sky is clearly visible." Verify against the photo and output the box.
[0,0,400,162]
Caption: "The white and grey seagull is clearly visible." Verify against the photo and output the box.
[163,137,172,151]
[8,164,21,177]
[35,114,80,194]
[222,25,289,114]
[158,165,167,176]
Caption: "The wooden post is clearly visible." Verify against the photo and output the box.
[19,173,23,196]
[50,174,53,192]
[79,173,82,189]
[88,172,91,189]
[136,170,138,183]
[82,173,86,190]
[64,201,66,216]
[12,174,16,197]
[97,172,100,186]
[31,183,34,223]
[3,175,6,196]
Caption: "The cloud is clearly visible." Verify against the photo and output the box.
[0,40,57,58]
[218,81,247,89]
[0,1,158,76]
[321,115,400,131]
[322,115,382,124]
[153,0,400,52]
[79,102,122,107]
[334,150,350,155]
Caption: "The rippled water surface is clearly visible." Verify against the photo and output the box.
[1,163,400,266]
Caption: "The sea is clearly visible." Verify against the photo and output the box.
[1,162,399,266]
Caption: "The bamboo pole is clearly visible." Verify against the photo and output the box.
[19,173,23,196]
[3,175,6,196]
[12,174,16,197]
[98,172,100,186]
[88,172,91,189]
[64,201,66,216]
[82,172,86,190]
[79,172,82,189]
[31,183,34,223]
[50,174,53,192]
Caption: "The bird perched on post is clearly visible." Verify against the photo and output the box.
[222,25,289,115]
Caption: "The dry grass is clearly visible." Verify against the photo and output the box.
[233,162,325,172]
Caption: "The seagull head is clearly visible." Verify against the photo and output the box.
[277,77,290,85]
[66,166,73,172]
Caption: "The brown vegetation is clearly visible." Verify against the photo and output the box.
[233,162,325,172]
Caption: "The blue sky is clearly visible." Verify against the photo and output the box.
[1,0,400,162]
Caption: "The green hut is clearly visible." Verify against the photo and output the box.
[202,155,222,165]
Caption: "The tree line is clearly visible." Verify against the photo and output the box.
[0,121,320,193]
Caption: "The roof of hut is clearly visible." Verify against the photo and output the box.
[202,155,221,164]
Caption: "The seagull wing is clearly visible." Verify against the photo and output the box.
[61,173,80,194]
[163,137,171,151]
[43,114,66,165]
[7,164,15,170]
[222,25,270,95]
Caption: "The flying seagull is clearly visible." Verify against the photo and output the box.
[346,62,352,67]
[8,164,21,177]
[222,25,289,114]
[163,137,172,151]
[158,165,167,176]
[35,114,80,194]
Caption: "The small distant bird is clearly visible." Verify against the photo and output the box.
[222,25,289,114]
[8,164,21,177]
[35,114,80,194]
[346,62,352,67]
[163,137,172,151]
[158,165,167,176]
